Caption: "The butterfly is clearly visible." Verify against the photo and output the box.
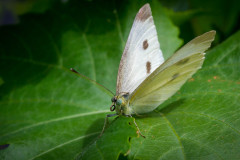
[71,3,215,137]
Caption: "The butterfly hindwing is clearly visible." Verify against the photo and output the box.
[129,31,216,114]
[116,4,164,95]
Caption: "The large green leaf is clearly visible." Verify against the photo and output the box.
[1,0,239,159]
[0,0,182,159]
[128,31,240,159]
[79,29,240,160]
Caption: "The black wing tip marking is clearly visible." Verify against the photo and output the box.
[142,3,150,9]
[136,3,152,22]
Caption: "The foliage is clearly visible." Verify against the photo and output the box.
[0,0,239,159]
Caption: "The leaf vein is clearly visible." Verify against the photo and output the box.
[1,110,109,139]
[213,45,239,65]
[158,147,182,160]
[181,137,224,160]
[29,132,99,160]
[82,33,96,80]
[167,111,240,135]
[160,112,186,160]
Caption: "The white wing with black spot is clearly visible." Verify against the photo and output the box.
[129,31,216,114]
[116,4,164,95]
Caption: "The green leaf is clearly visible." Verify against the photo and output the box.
[0,0,181,159]
[79,117,137,160]
[1,0,239,159]
[0,0,56,15]
[188,0,240,36]
[0,77,4,86]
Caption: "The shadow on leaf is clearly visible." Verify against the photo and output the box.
[159,98,185,114]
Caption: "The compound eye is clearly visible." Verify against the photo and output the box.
[111,97,115,102]
[116,99,122,105]
[111,97,117,102]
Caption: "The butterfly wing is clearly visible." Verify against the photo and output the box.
[129,31,216,114]
[116,4,164,95]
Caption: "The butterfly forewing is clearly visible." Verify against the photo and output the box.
[129,31,216,114]
[116,4,164,95]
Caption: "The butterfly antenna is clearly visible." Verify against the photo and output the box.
[70,68,114,97]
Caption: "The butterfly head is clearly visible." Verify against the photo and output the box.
[110,93,130,115]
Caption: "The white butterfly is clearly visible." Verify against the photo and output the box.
[71,3,215,137]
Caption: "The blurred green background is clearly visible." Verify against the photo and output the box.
[0,0,240,159]
[1,0,239,43]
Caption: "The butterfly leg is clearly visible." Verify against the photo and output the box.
[99,113,117,137]
[126,115,145,138]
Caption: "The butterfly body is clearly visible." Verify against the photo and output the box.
[111,93,132,115]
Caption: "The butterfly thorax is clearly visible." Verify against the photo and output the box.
[110,93,132,115]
